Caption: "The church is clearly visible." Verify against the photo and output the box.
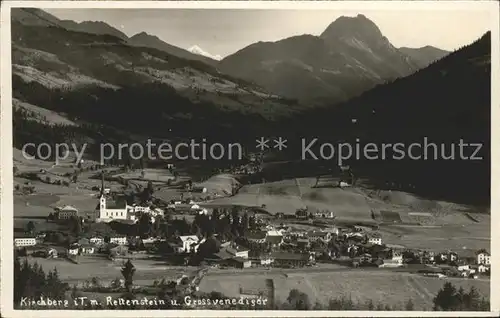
[93,174,163,223]
[95,193,136,223]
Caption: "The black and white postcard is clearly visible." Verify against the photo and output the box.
[1,0,499,316]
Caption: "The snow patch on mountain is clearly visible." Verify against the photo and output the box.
[188,45,222,61]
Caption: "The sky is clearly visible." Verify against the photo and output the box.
[43,8,492,58]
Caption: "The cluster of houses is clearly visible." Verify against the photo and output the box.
[13,174,492,279]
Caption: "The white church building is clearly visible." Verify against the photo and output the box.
[93,177,163,223]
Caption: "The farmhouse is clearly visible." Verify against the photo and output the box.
[368,233,382,245]
[231,257,252,269]
[109,236,127,245]
[296,238,310,249]
[227,244,249,259]
[259,255,274,266]
[246,231,267,244]
[68,244,79,255]
[109,244,129,257]
[46,248,58,258]
[14,236,37,247]
[314,210,335,219]
[295,209,308,220]
[307,231,332,242]
[265,230,283,246]
[80,244,95,254]
[89,237,104,246]
[271,252,312,267]
[170,235,201,253]
[53,205,78,220]
[476,250,491,265]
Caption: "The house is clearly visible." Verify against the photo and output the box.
[477,264,490,273]
[476,250,491,265]
[68,244,79,256]
[109,245,129,257]
[231,257,252,269]
[259,255,274,266]
[246,231,267,244]
[46,248,58,258]
[54,205,79,220]
[78,239,95,254]
[368,236,382,245]
[449,252,458,263]
[326,227,340,236]
[380,250,403,267]
[314,210,335,219]
[296,238,310,250]
[271,252,312,267]
[379,259,403,268]
[227,244,249,259]
[437,252,448,262]
[90,237,104,246]
[171,235,200,253]
[14,237,37,247]
[265,231,283,246]
[307,231,332,242]
[110,236,127,245]
[295,209,308,220]
[360,253,373,264]
[80,245,95,254]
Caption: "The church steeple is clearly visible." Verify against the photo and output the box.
[100,172,105,198]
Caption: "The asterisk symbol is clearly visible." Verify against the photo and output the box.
[256,137,269,151]
[274,137,287,151]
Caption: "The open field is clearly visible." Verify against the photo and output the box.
[24,255,197,287]
[378,223,490,252]
[112,168,175,183]
[211,177,383,222]
[199,269,489,310]
[197,174,240,195]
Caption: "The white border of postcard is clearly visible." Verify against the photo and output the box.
[1,1,499,317]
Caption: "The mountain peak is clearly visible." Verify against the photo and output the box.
[132,31,153,38]
[188,45,222,61]
[320,14,383,42]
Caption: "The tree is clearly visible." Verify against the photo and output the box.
[14,259,69,308]
[26,221,36,235]
[366,299,375,310]
[433,282,459,310]
[110,278,122,290]
[241,211,250,235]
[137,213,152,237]
[69,216,82,237]
[405,298,415,311]
[464,286,481,310]
[121,260,136,292]
[286,289,311,310]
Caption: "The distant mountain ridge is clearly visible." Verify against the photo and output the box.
[399,46,450,69]
[219,14,448,104]
[294,32,490,205]
[127,32,218,66]
[11,8,218,66]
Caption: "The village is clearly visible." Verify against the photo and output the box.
[12,147,491,309]
[14,164,491,281]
